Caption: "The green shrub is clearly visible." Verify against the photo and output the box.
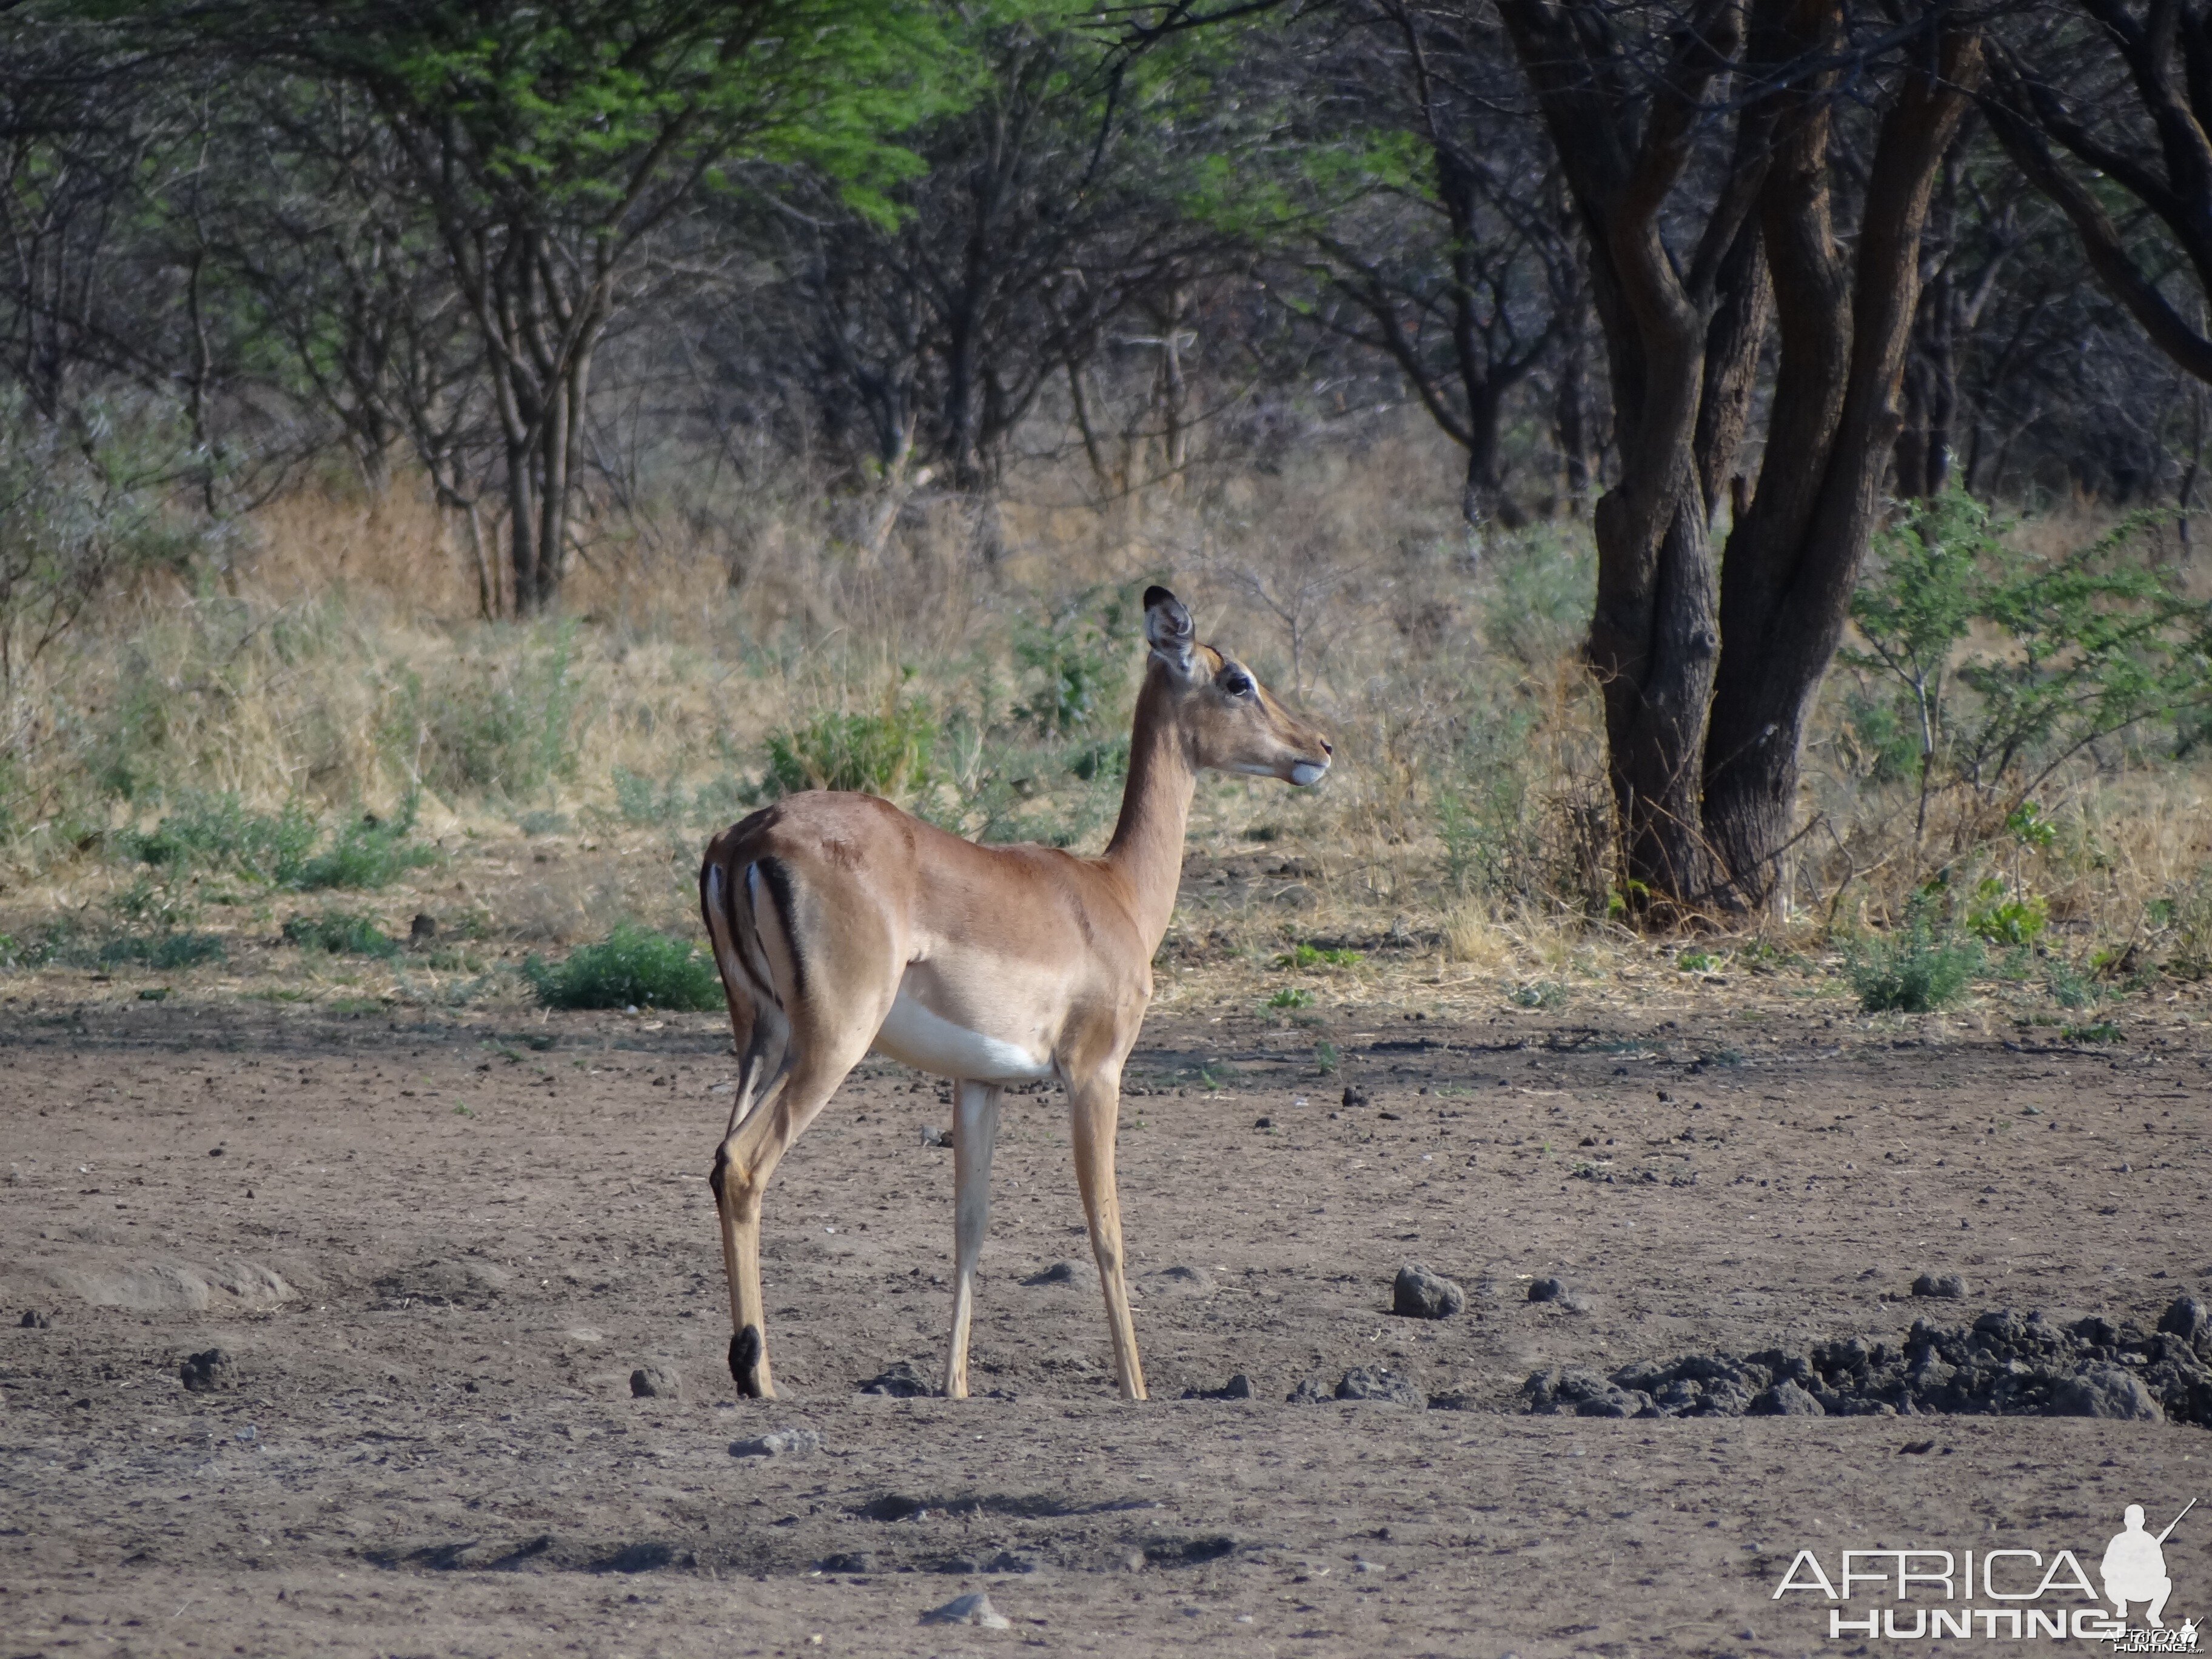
[1675,948,1717,972]
[1847,494,2212,824]
[763,702,935,799]
[2045,959,2102,1009]
[1845,900,1982,1012]
[1511,980,1567,1009]
[1014,588,1137,737]
[1966,879,2048,946]
[1276,943,1363,969]
[1266,986,1313,1009]
[129,794,319,883]
[281,911,400,957]
[96,931,226,970]
[522,924,723,1011]
[125,793,432,890]
[297,812,437,890]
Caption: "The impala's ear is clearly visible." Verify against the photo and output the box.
[1143,585,1195,676]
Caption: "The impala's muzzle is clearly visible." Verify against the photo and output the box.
[1288,735,1333,786]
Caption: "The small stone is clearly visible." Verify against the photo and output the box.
[1253,1116,1272,1128]
[1911,1272,1969,1299]
[985,1550,1038,1574]
[920,1124,952,1148]
[19,1310,50,1329]
[856,1361,931,1397]
[1182,1372,1255,1401]
[1341,1084,1370,1108]
[1335,1366,1424,1406]
[178,1348,238,1392]
[2157,1293,2207,1344]
[630,1365,682,1400]
[920,1592,1010,1629]
[409,913,437,942]
[730,1427,823,1458]
[1286,1375,1333,1404]
[1150,1264,1214,1296]
[1527,1276,1590,1311]
[819,1552,876,1574]
[936,1555,980,1574]
[1393,1262,1465,1319]
[1022,1261,1078,1287]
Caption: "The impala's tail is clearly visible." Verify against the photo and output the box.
[699,830,797,1133]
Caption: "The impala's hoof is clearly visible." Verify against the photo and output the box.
[731,1325,765,1397]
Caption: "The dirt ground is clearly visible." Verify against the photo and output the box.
[3,977,2210,1659]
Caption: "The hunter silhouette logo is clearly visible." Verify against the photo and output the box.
[1773,1496,2200,1644]
[2103,1501,2190,1630]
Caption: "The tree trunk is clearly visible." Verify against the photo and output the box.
[1894,144,1962,498]
[1458,381,1525,529]
[1553,297,1595,508]
[1703,24,1983,913]
[1503,0,1981,922]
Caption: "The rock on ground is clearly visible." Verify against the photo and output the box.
[178,1348,237,1392]
[920,1592,1010,1629]
[1523,1297,2212,1424]
[1392,1262,1464,1319]
[629,1365,681,1400]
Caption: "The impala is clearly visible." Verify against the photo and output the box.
[696,586,1332,1401]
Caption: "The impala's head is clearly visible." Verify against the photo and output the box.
[1142,585,1332,786]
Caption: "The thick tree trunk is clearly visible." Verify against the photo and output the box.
[1703,25,1983,913]
[1590,468,1722,908]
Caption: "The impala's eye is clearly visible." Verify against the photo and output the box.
[1221,668,1255,698]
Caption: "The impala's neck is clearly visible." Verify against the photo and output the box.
[1103,674,1196,950]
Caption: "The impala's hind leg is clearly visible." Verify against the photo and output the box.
[711,1047,867,1398]
[943,1081,1004,1400]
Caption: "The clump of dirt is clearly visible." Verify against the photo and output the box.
[1524,1295,2212,1424]
[177,1347,238,1392]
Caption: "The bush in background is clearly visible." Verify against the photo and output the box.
[523,924,723,1011]
[281,911,400,957]
[1845,897,1983,1013]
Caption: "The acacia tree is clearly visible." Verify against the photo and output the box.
[186,0,964,614]
[1202,1,1581,527]
[1980,0,2212,387]
[1491,0,1983,916]
[743,10,1219,500]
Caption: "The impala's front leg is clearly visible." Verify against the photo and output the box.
[1068,1071,1146,1401]
[943,1080,1004,1400]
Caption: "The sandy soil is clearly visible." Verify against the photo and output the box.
[3,985,2210,1658]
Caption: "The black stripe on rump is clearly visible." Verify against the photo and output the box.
[754,856,806,999]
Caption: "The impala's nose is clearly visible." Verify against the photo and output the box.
[1321,739,1333,756]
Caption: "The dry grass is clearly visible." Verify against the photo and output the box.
[3,422,2211,1033]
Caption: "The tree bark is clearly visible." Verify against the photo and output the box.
[1501,0,1763,913]
[1702,21,1984,913]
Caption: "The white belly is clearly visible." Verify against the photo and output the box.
[871,988,1054,1083]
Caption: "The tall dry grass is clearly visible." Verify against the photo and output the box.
[4,417,2211,1013]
